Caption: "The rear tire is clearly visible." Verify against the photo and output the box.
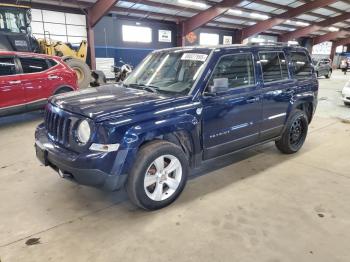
[325,70,332,79]
[275,110,309,154]
[64,58,91,89]
[127,141,189,210]
[344,102,350,106]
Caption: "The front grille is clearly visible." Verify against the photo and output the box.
[44,108,72,146]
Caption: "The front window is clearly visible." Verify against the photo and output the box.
[124,50,211,96]
[0,8,28,33]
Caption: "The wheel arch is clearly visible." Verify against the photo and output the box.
[138,130,196,167]
[53,85,75,95]
[118,115,202,175]
[295,101,313,123]
[285,92,316,129]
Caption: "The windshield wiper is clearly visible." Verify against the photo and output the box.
[126,83,160,94]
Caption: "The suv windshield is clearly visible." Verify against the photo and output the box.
[0,8,28,33]
[124,49,211,95]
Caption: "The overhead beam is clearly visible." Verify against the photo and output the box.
[182,0,242,36]
[279,12,350,42]
[333,37,350,48]
[238,0,338,42]
[313,31,350,45]
[87,0,119,27]
[252,0,350,27]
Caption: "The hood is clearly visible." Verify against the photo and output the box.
[51,84,190,122]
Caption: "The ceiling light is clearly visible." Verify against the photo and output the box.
[296,21,310,26]
[178,0,207,9]
[250,13,269,20]
[227,9,243,15]
[328,26,339,32]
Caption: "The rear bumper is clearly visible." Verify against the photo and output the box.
[35,123,127,191]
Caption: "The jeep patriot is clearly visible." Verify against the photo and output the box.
[35,44,318,210]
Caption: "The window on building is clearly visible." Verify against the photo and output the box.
[290,52,313,79]
[19,57,49,73]
[259,52,289,83]
[122,25,152,43]
[199,33,219,46]
[0,57,16,76]
[209,53,255,89]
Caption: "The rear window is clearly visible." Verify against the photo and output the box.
[19,57,49,73]
[259,52,289,83]
[290,52,313,79]
[0,57,16,76]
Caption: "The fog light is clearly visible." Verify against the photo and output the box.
[89,143,120,152]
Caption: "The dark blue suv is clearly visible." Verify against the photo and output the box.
[35,44,318,210]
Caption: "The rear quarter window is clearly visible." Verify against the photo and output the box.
[47,59,58,68]
[290,52,313,80]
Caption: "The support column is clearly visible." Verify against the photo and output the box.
[177,22,185,47]
[87,26,96,70]
[330,42,337,64]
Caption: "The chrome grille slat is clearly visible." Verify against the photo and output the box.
[44,107,72,147]
[57,117,64,142]
[49,111,55,133]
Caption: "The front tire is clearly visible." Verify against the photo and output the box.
[275,110,309,154]
[127,141,189,210]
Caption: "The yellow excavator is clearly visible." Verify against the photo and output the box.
[0,3,102,89]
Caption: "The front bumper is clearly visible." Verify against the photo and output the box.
[35,124,127,191]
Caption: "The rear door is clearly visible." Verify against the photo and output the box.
[0,56,24,109]
[259,51,295,140]
[18,56,50,106]
[202,52,262,159]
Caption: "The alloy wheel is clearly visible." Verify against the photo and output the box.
[144,155,182,201]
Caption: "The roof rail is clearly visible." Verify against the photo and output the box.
[247,42,301,47]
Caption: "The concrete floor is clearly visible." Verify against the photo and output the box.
[1,71,350,262]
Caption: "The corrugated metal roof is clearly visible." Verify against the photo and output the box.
[29,0,350,42]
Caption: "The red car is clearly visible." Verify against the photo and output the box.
[0,51,78,116]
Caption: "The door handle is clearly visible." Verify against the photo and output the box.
[48,75,59,80]
[246,96,260,103]
[8,80,21,84]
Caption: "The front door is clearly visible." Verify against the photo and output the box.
[202,52,262,160]
[0,56,24,112]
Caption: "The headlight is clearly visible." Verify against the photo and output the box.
[77,120,91,144]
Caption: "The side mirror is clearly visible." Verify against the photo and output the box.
[208,78,229,93]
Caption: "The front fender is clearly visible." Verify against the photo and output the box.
[112,113,202,176]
